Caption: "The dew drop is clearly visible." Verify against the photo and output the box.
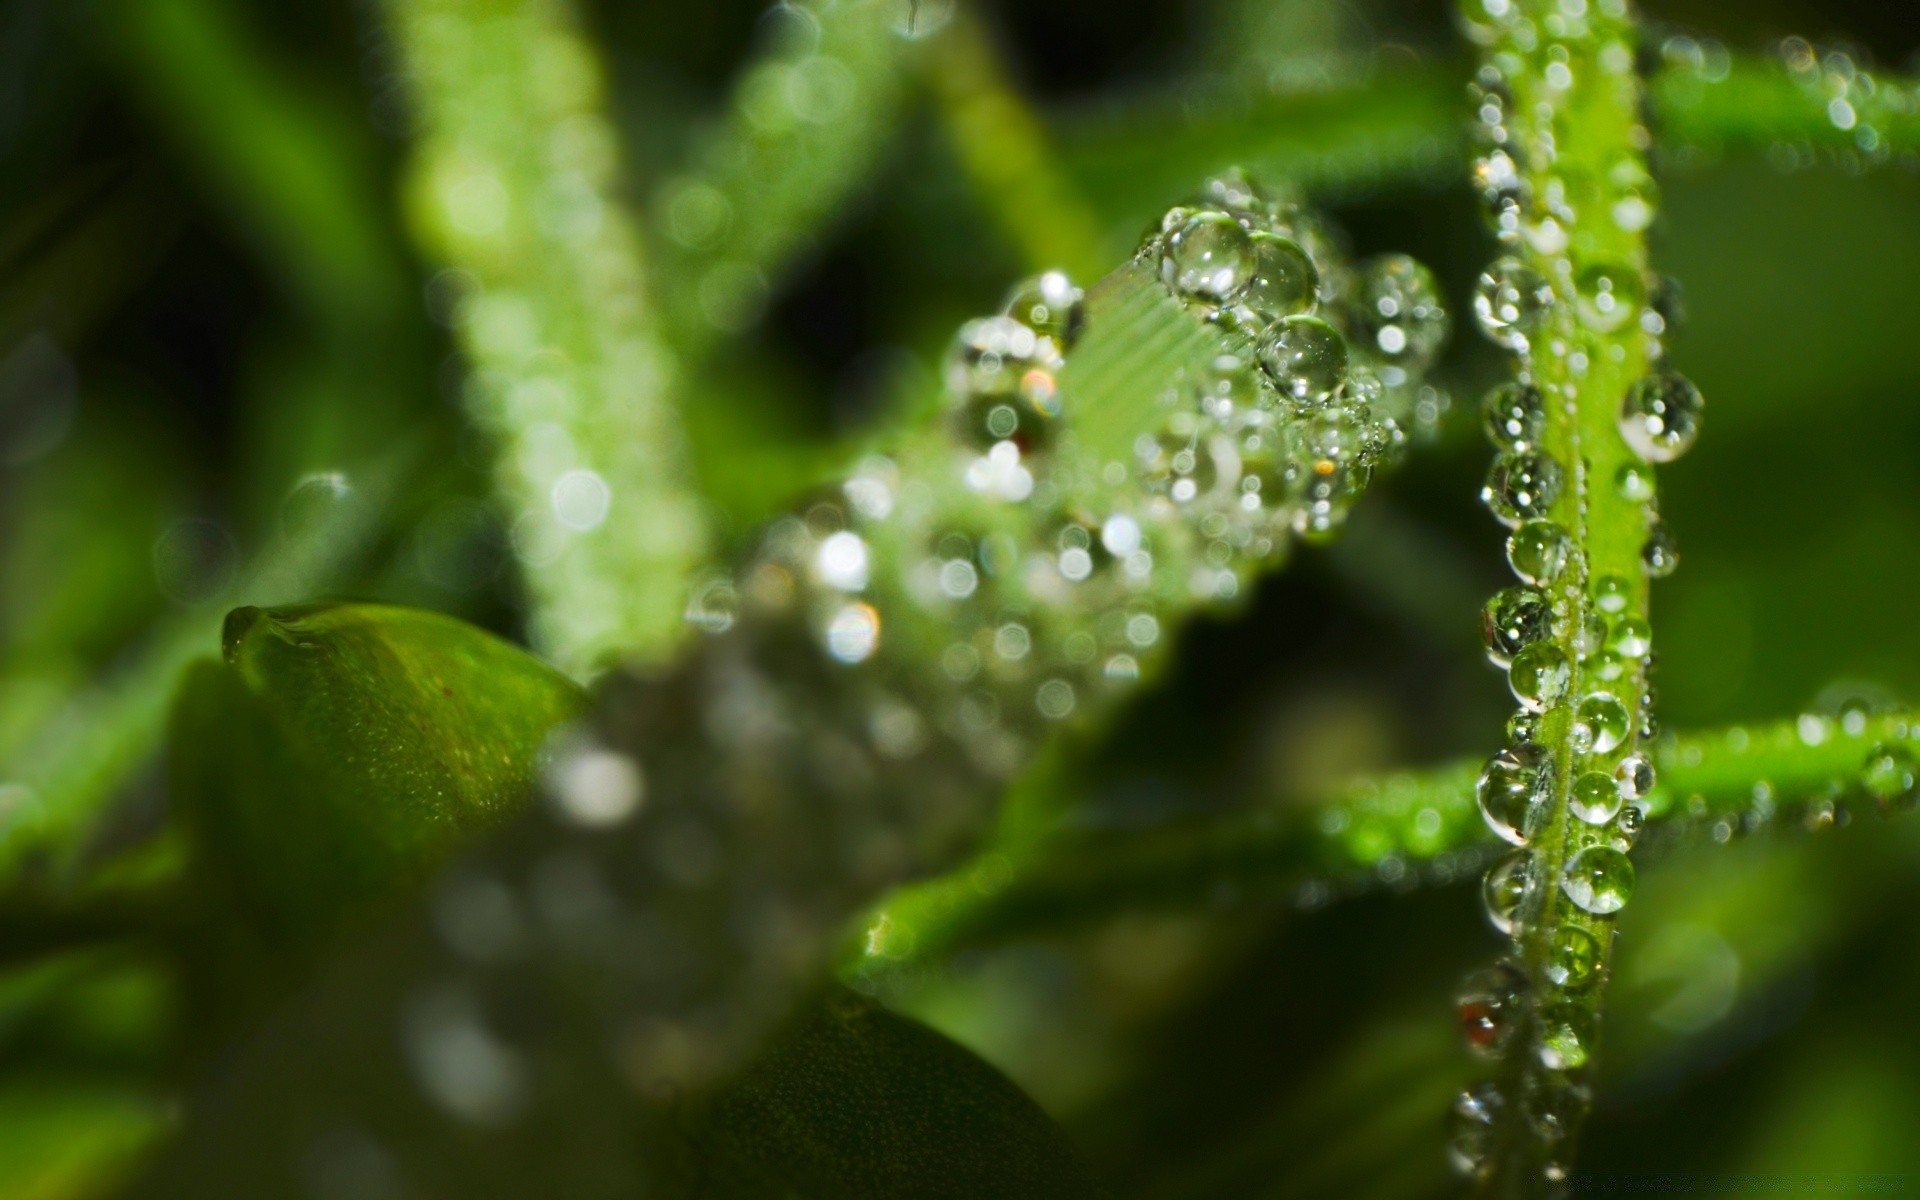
[1508,520,1572,585]
[1575,692,1631,756]
[1612,804,1645,848]
[1482,452,1564,527]
[1573,262,1645,332]
[1447,1084,1503,1180]
[1614,462,1655,502]
[1608,616,1652,659]
[1482,850,1534,935]
[1257,315,1349,402]
[1457,961,1530,1057]
[1482,585,1554,667]
[1162,211,1255,304]
[1477,742,1553,844]
[1642,520,1680,578]
[1619,370,1703,462]
[1351,254,1448,372]
[1614,752,1655,799]
[1545,926,1602,990]
[1570,770,1624,824]
[1509,643,1571,712]
[1561,845,1635,914]
[1862,742,1919,811]
[1507,709,1541,745]
[1593,574,1632,615]
[1482,381,1546,451]
[1238,232,1318,323]
[1537,1003,1595,1070]
[1002,270,1086,348]
[1473,256,1555,350]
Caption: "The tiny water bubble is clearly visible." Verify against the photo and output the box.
[1457,961,1530,1058]
[1537,1003,1595,1070]
[1641,521,1680,578]
[1473,256,1555,350]
[1614,752,1655,799]
[1619,370,1703,462]
[1162,211,1255,305]
[1593,574,1632,614]
[1546,926,1602,990]
[1483,585,1554,667]
[1351,254,1448,372]
[1482,850,1534,935]
[1573,262,1645,332]
[1509,643,1572,712]
[1447,1084,1503,1180]
[1477,742,1554,845]
[1561,845,1635,914]
[1614,462,1655,502]
[1238,233,1318,323]
[1482,451,1564,527]
[1861,743,1917,811]
[1482,381,1547,451]
[1508,519,1572,585]
[1570,770,1624,824]
[1257,315,1349,402]
[1575,692,1631,756]
[1613,804,1644,848]
[1608,616,1652,659]
[1002,270,1086,349]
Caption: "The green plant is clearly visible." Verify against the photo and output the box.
[4,0,1920,1196]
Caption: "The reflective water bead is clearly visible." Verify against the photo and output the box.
[1447,1084,1503,1180]
[1570,770,1624,824]
[1162,211,1255,304]
[1593,574,1632,614]
[1575,692,1631,756]
[1482,451,1564,527]
[1258,315,1349,402]
[1642,520,1680,578]
[1477,742,1554,844]
[1456,961,1530,1057]
[1862,742,1919,810]
[1575,611,1606,659]
[1573,262,1645,333]
[1509,643,1571,712]
[1472,256,1555,350]
[1561,845,1635,915]
[1613,804,1645,848]
[1482,850,1534,935]
[1238,232,1317,323]
[1615,752,1655,799]
[1608,616,1652,660]
[1507,709,1541,744]
[1508,520,1572,585]
[1546,926,1602,990]
[947,316,1061,448]
[1537,1003,1596,1071]
[1615,462,1655,502]
[1002,270,1085,348]
[1619,370,1703,462]
[1482,381,1546,451]
[1482,585,1553,667]
[1351,254,1448,372]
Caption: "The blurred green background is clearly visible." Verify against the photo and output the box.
[4,0,1920,1195]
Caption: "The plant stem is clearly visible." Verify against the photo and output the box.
[385,0,708,677]
[849,710,1917,969]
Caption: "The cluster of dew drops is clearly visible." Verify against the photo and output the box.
[1445,8,1708,1187]
[680,169,1448,772]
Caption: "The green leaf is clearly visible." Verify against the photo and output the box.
[697,989,1104,1200]
[169,602,585,941]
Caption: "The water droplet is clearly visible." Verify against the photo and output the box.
[1545,926,1602,990]
[1507,709,1541,744]
[1238,233,1317,322]
[1575,692,1631,756]
[1509,643,1571,712]
[1477,742,1554,844]
[1351,254,1448,371]
[948,316,1062,448]
[1473,256,1554,350]
[1593,574,1632,615]
[1002,270,1085,348]
[1447,1083,1503,1179]
[1642,520,1680,578]
[1573,263,1645,332]
[1508,520,1572,585]
[1537,1003,1595,1070]
[1619,370,1703,462]
[1614,462,1655,502]
[1457,961,1530,1057]
[1613,804,1644,848]
[1570,770,1624,824]
[1482,382,1546,451]
[1614,752,1655,799]
[1482,452,1564,527]
[1862,743,1918,811]
[1483,586,1554,667]
[1608,616,1651,659]
[1258,315,1349,402]
[1561,845,1635,914]
[1482,850,1534,935]
[1162,211,1255,304]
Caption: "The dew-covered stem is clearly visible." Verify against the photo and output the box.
[1457,0,1691,1189]
[385,0,708,677]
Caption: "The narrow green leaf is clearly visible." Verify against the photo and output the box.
[698,989,1104,1200]
[171,602,585,940]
